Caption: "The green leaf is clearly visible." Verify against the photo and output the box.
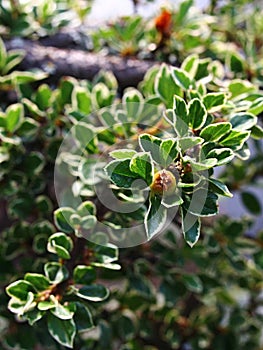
[171,67,192,90]
[182,274,203,293]
[200,122,232,142]
[159,139,178,167]
[72,122,96,152]
[6,280,35,301]
[51,303,75,320]
[178,137,203,152]
[184,190,218,217]
[161,193,183,208]
[241,192,261,215]
[248,97,263,115]
[44,262,69,284]
[155,64,182,107]
[24,273,50,292]
[75,284,109,302]
[139,133,162,164]
[251,124,263,140]
[17,117,40,138]
[181,54,199,78]
[230,113,257,131]
[123,88,143,120]
[94,244,119,264]
[72,86,91,114]
[74,302,94,333]
[38,301,56,311]
[6,103,24,133]
[129,152,153,185]
[24,152,45,176]
[209,178,233,198]
[205,147,234,166]
[54,207,75,234]
[172,95,189,136]
[77,201,96,216]
[25,309,43,325]
[145,195,167,240]
[188,98,207,130]
[183,156,217,171]
[109,149,137,159]
[203,93,226,113]
[35,84,52,110]
[105,159,138,188]
[227,51,245,73]
[92,83,114,109]
[219,130,250,148]
[73,266,96,284]
[47,313,76,348]
[47,233,73,260]
[181,206,200,247]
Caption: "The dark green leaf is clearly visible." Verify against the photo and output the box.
[47,313,76,348]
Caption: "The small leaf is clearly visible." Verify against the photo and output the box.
[230,113,257,131]
[200,122,232,142]
[172,95,189,136]
[205,147,234,166]
[74,302,94,333]
[6,103,24,133]
[248,97,263,115]
[54,207,75,234]
[51,303,75,320]
[188,98,207,130]
[109,149,137,159]
[208,178,233,198]
[47,233,73,260]
[171,67,192,90]
[105,159,138,188]
[72,86,91,114]
[73,266,96,284]
[183,190,218,217]
[182,274,203,293]
[179,137,203,152]
[241,191,261,215]
[44,262,69,284]
[145,195,167,240]
[24,273,50,292]
[47,313,76,348]
[183,156,217,171]
[219,130,250,148]
[129,152,153,185]
[181,207,200,247]
[203,92,226,113]
[159,139,178,167]
[161,193,183,208]
[75,285,109,302]
[6,280,35,301]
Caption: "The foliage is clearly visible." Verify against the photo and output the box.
[0,1,263,349]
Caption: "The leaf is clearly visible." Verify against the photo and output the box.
[229,113,257,131]
[6,103,24,133]
[181,54,199,78]
[122,88,143,120]
[205,147,234,166]
[155,64,182,107]
[24,273,50,292]
[145,195,167,240]
[159,139,178,167]
[161,193,183,208]
[74,302,94,333]
[181,206,200,247]
[47,233,73,260]
[200,122,232,142]
[182,274,203,293]
[75,284,109,302]
[47,313,76,348]
[72,86,91,114]
[208,178,233,198]
[44,262,69,284]
[251,124,263,140]
[73,266,96,284]
[248,97,263,115]
[54,207,75,234]
[183,156,217,171]
[171,67,192,90]
[203,92,226,113]
[77,201,96,216]
[139,133,162,164]
[109,149,137,159]
[219,130,250,148]
[94,244,119,264]
[105,159,138,188]
[178,137,203,152]
[241,192,261,215]
[24,152,45,176]
[51,303,75,320]
[188,98,207,130]
[229,79,256,99]
[172,95,189,136]
[72,122,96,152]
[129,152,153,185]
[183,190,218,217]
[6,280,35,301]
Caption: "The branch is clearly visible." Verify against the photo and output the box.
[5,38,158,89]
